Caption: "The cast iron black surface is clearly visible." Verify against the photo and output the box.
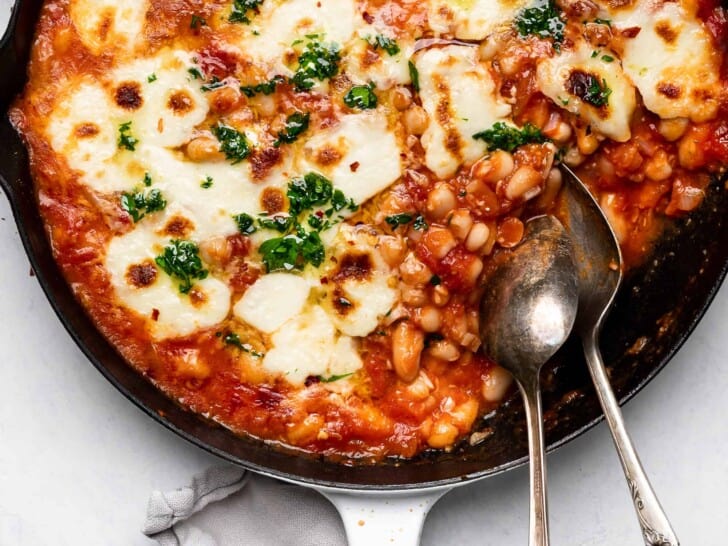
[1,0,727,490]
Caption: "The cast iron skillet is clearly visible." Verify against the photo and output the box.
[1,0,727,493]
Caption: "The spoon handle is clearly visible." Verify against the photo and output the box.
[518,377,550,546]
[582,332,679,546]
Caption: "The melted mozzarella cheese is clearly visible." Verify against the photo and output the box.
[428,0,529,40]
[110,51,210,148]
[321,225,397,337]
[344,32,414,89]
[46,81,130,193]
[602,1,721,122]
[239,0,358,76]
[301,112,403,206]
[69,0,147,55]
[233,273,311,333]
[416,45,511,178]
[105,224,231,340]
[536,42,636,142]
[262,306,362,384]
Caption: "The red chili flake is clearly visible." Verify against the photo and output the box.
[151,308,160,321]
[349,161,360,172]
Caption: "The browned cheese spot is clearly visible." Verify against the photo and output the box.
[250,147,282,181]
[657,82,681,99]
[565,70,609,118]
[332,286,355,315]
[115,82,143,110]
[655,21,678,44]
[316,144,343,166]
[189,287,208,307]
[126,260,158,288]
[161,215,195,238]
[167,90,194,115]
[260,187,286,213]
[74,122,100,138]
[333,252,373,283]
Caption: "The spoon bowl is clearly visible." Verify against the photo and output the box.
[480,215,579,546]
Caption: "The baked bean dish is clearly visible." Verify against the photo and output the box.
[11,0,728,460]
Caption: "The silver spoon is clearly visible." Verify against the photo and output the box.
[559,166,679,546]
[480,215,579,546]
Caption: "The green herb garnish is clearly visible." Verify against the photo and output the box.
[368,34,400,56]
[287,172,334,215]
[222,332,263,357]
[408,61,419,92]
[258,214,293,232]
[592,18,612,27]
[120,189,166,222]
[201,77,226,92]
[317,372,354,382]
[343,83,377,110]
[274,112,310,147]
[567,72,612,107]
[188,67,204,80]
[385,213,413,229]
[473,122,548,152]
[147,74,157,83]
[233,212,257,235]
[514,0,565,50]
[155,240,208,294]
[143,172,152,186]
[117,122,138,151]
[413,214,429,231]
[229,0,263,24]
[291,40,341,91]
[240,75,286,97]
[601,55,615,63]
[258,231,324,272]
[190,14,206,29]
[200,176,213,189]
[213,123,251,164]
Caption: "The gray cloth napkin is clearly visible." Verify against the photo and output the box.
[142,465,347,545]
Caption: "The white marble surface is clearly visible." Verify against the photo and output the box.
[2,3,728,545]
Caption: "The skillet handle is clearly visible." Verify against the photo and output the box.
[320,488,449,546]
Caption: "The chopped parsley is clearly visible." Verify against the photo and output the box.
[200,176,213,189]
[188,66,204,80]
[190,14,206,29]
[222,332,263,357]
[291,39,341,91]
[592,17,612,27]
[385,213,413,229]
[317,372,353,383]
[514,0,565,50]
[229,0,263,24]
[287,172,334,216]
[567,72,612,107]
[240,75,286,97]
[408,61,419,92]
[254,173,356,272]
[368,34,400,56]
[120,189,166,222]
[601,54,615,63]
[258,214,293,232]
[213,123,251,164]
[155,240,208,294]
[147,74,157,83]
[201,77,226,92]
[143,172,152,186]
[343,83,378,110]
[274,112,310,147]
[413,214,429,231]
[233,212,257,235]
[117,122,138,151]
[259,231,325,272]
[473,122,548,152]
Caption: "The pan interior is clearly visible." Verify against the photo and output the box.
[1,0,726,490]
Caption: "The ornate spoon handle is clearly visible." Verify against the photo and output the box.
[582,332,679,546]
